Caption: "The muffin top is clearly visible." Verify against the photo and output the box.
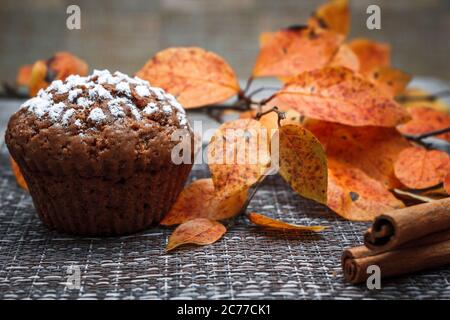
[19,69,189,131]
[6,70,192,177]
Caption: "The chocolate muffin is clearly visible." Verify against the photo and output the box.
[6,70,193,235]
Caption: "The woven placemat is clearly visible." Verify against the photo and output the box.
[1,143,450,300]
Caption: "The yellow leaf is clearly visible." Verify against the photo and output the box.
[248,212,326,232]
[278,123,328,204]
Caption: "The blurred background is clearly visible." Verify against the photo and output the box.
[0,0,449,82]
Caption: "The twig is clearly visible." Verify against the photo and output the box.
[255,106,286,126]
[404,126,450,141]
[247,86,281,98]
[243,77,254,95]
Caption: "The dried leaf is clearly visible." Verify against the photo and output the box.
[10,157,28,191]
[28,52,88,97]
[136,47,240,108]
[397,107,450,142]
[248,212,326,232]
[270,67,410,127]
[327,159,404,221]
[161,178,247,226]
[304,120,411,189]
[16,64,32,86]
[208,119,271,196]
[328,44,360,71]
[252,26,343,78]
[367,66,411,97]
[348,38,390,75]
[394,146,450,189]
[278,123,328,204]
[166,218,226,251]
[444,173,450,195]
[393,189,442,204]
[308,0,350,36]
[29,60,48,97]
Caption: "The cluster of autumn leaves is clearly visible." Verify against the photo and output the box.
[11,0,450,251]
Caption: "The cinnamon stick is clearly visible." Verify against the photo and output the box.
[342,238,450,284]
[364,198,450,252]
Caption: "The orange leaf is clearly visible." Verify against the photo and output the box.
[160,178,247,226]
[348,38,390,75]
[397,107,450,142]
[269,67,410,127]
[327,159,404,221]
[247,212,326,232]
[48,51,89,81]
[304,120,411,189]
[136,47,240,108]
[252,26,343,78]
[367,66,412,97]
[29,60,48,97]
[208,119,271,195]
[16,64,32,86]
[444,173,450,195]
[278,123,328,204]
[328,44,360,71]
[394,147,450,189]
[10,157,28,192]
[258,109,302,132]
[166,218,226,251]
[308,0,350,36]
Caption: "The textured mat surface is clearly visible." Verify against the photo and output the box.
[1,144,450,300]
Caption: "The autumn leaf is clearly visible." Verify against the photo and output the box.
[208,119,271,196]
[10,157,28,191]
[166,218,226,251]
[136,47,240,108]
[269,67,410,127]
[304,120,411,189]
[160,178,247,226]
[247,212,326,232]
[252,26,343,78]
[397,107,450,142]
[394,146,450,189]
[258,108,302,132]
[328,44,360,71]
[278,123,328,204]
[444,173,450,195]
[367,66,411,97]
[348,38,390,75]
[29,60,48,97]
[28,52,88,96]
[16,64,32,86]
[308,0,350,36]
[327,159,404,221]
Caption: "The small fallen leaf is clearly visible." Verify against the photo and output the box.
[270,67,410,127]
[327,159,404,221]
[166,218,226,251]
[247,212,326,232]
[328,44,360,71]
[397,107,450,142]
[252,26,343,78]
[208,119,271,196]
[367,66,411,97]
[394,146,450,189]
[136,47,240,108]
[10,157,28,191]
[29,60,48,97]
[308,0,350,36]
[278,123,328,204]
[348,38,390,75]
[161,178,247,226]
[304,120,411,189]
